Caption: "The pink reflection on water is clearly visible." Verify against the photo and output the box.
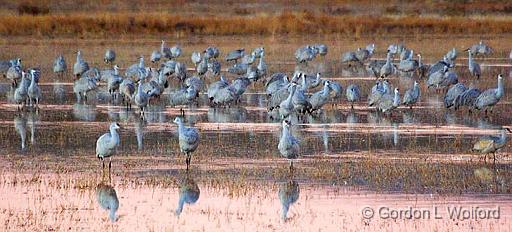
[0,176,510,231]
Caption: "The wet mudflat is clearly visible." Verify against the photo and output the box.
[1,36,512,231]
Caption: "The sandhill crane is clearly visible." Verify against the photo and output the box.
[428,56,452,76]
[473,128,511,163]
[416,54,428,78]
[196,56,208,76]
[207,75,229,103]
[241,52,256,65]
[309,81,331,113]
[402,81,420,109]
[119,77,135,109]
[278,120,300,170]
[6,63,22,87]
[313,44,328,56]
[134,74,149,117]
[467,49,481,79]
[444,83,467,109]
[252,47,265,58]
[398,50,419,72]
[106,65,123,101]
[345,84,360,109]
[231,76,251,102]
[204,46,220,60]
[293,74,312,115]
[73,73,98,103]
[27,69,42,107]
[367,59,386,78]
[53,55,66,78]
[169,85,199,107]
[427,66,449,89]
[257,50,267,78]
[279,84,297,119]
[474,74,504,115]
[211,84,237,106]
[295,46,316,64]
[174,62,187,82]
[454,87,481,112]
[225,48,245,63]
[368,80,390,106]
[341,50,358,64]
[0,58,19,74]
[208,59,221,77]
[265,73,288,96]
[355,45,373,63]
[104,49,116,64]
[327,79,343,104]
[170,45,182,60]
[73,50,89,78]
[191,52,201,66]
[174,117,199,170]
[125,56,146,80]
[377,88,400,113]
[380,52,395,78]
[161,40,172,59]
[445,48,457,62]
[151,50,161,63]
[96,122,121,170]
[469,40,492,56]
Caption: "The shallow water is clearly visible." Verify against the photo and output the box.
[1,37,511,231]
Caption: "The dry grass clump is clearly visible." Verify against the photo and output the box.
[0,12,511,38]
[16,2,50,16]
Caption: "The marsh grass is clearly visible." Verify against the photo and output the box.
[1,12,512,38]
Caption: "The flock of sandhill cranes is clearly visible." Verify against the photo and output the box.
[1,39,510,171]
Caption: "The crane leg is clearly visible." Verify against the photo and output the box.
[186,153,191,171]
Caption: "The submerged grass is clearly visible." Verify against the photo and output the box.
[1,150,510,195]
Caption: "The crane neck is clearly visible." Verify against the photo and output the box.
[109,128,120,145]
[285,87,296,104]
[499,130,507,142]
[139,58,144,69]
[29,73,36,88]
[496,77,504,99]
[322,84,330,97]
[386,53,392,64]
[281,125,291,140]
[137,82,144,94]
[393,91,400,107]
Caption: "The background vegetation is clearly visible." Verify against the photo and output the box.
[1,0,512,38]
